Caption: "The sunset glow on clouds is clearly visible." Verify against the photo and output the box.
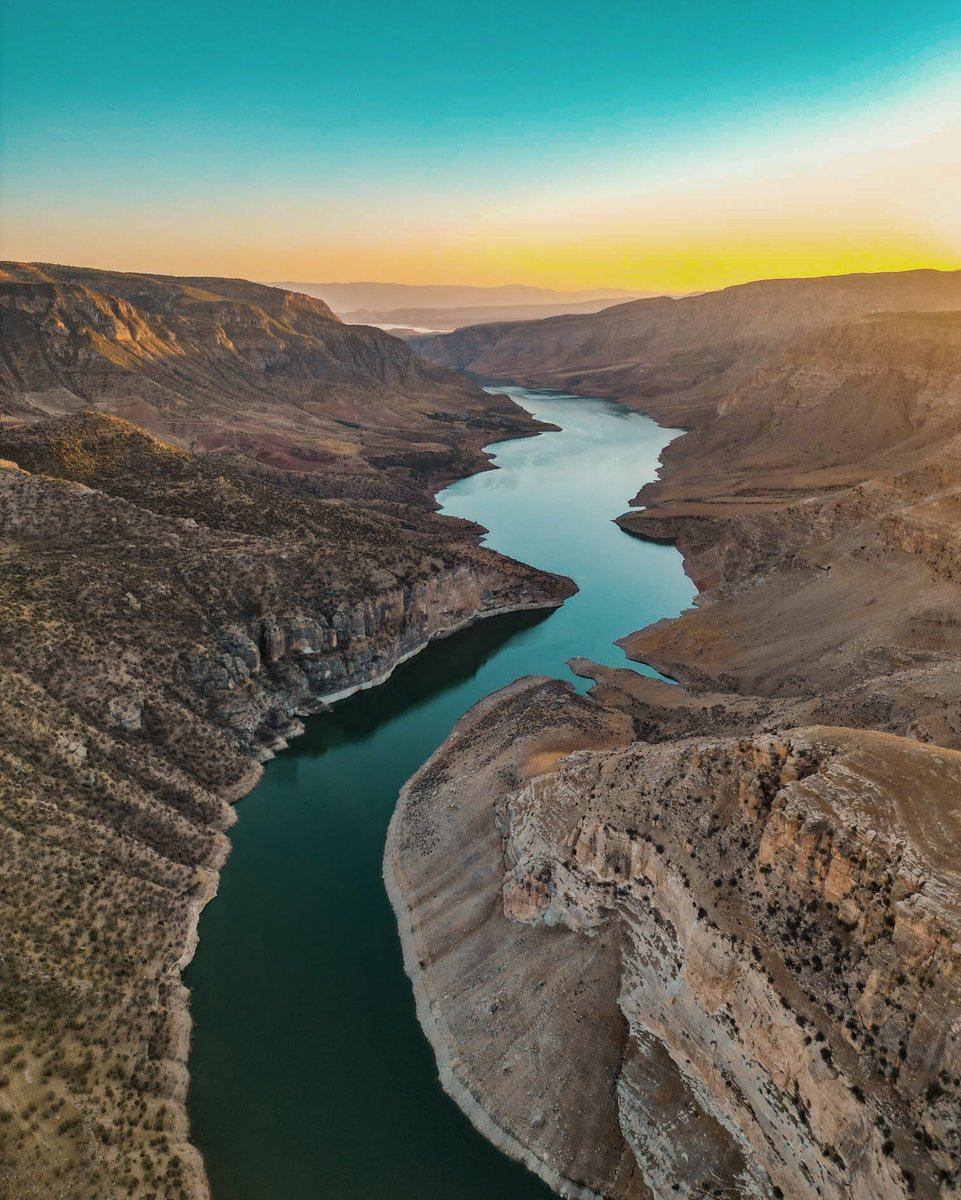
[1,1,959,292]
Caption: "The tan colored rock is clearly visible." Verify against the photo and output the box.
[387,678,961,1199]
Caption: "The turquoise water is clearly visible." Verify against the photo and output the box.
[186,387,695,1199]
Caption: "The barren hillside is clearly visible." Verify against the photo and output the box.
[0,262,541,494]
[412,269,961,425]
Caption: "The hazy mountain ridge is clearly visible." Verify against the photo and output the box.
[268,280,640,312]
[340,296,641,331]
[0,262,543,495]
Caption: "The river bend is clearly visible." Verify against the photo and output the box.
[186,386,695,1199]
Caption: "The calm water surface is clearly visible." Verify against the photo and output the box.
[186,387,695,1199]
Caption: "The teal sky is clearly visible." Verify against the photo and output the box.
[1,1,959,287]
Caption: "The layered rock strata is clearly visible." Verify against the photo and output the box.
[386,678,961,1199]
[0,261,544,498]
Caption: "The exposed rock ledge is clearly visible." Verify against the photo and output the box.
[188,560,574,761]
[385,676,961,1200]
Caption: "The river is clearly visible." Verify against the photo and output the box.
[185,386,695,1199]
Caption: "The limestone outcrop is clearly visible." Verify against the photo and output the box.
[387,679,961,1199]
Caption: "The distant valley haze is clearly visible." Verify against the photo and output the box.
[269,282,656,331]
[267,283,641,310]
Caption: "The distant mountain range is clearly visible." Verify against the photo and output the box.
[336,296,650,332]
[267,281,642,314]
[268,283,665,333]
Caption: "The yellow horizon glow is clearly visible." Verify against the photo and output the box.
[3,74,959,293]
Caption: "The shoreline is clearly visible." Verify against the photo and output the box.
[378,389,699,1199]
[179,405,582,1198]
[180,589,571,1198]
[182,381,696,1200]
[382,684,606,1200]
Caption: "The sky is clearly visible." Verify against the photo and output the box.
[1,0,959,292]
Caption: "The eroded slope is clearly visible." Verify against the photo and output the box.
[0,413,572,1199]
[387,679,961,1199]
[0,262,540,493]
[412,269,961,426]
[617,310,961,748]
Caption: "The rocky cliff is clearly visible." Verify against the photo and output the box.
[387,679,961,1199]
[0,262,543,497]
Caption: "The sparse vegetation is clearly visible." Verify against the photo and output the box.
[0,395,568,1196]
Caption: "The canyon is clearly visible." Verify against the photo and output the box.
[0,417,570,1199]
[390,270,961,1198]
[0,261,960,1199]
[185,385,692,1200]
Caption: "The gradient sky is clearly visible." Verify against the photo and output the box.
[1,0,959,291]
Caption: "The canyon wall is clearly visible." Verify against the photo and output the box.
[411,269,961,426]
[387,680,961,1200]
[0,261,543,494]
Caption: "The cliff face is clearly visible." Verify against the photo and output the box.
[0,411,572,1199]
[614,309,961,749]
[0,262,543,496]
[503,722,961,1200]
[387,679,961,1200]
[187,561,571,756]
